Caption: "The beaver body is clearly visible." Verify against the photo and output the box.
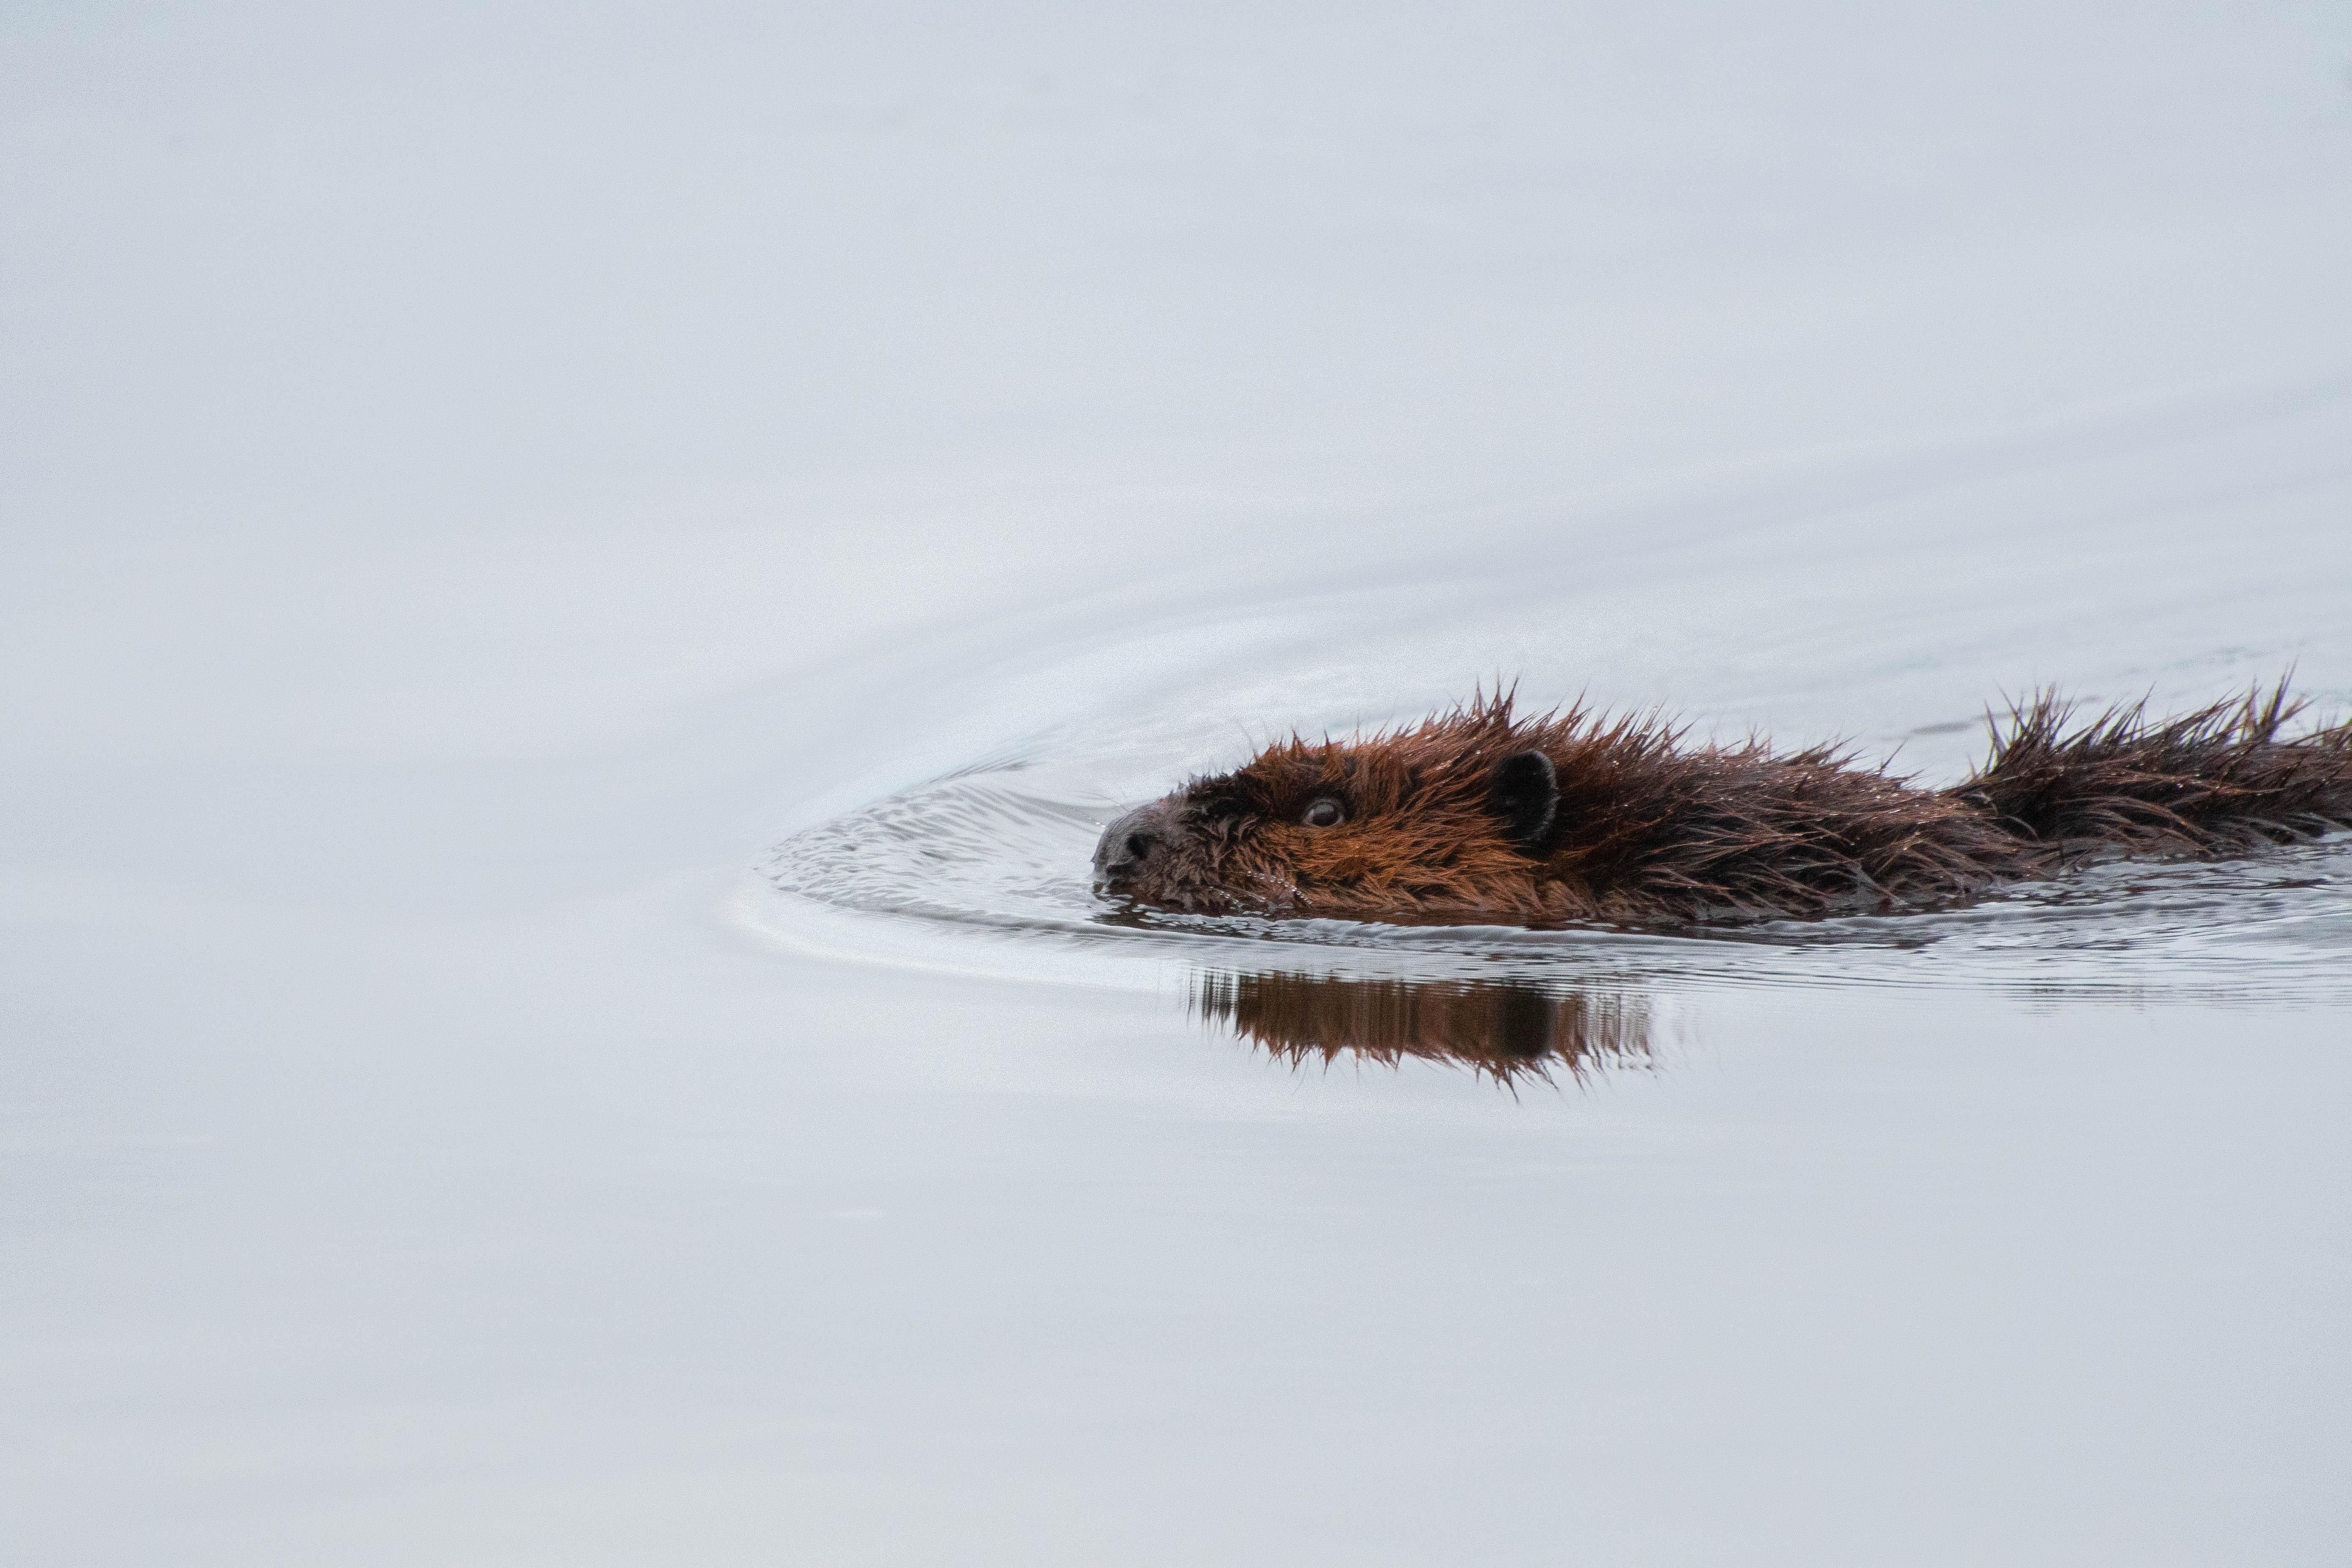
[1092,684,2352,926]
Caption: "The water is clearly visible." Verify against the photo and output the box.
[747,378,2352,1052]
[752,699,2352,1007]
[9,5,2352,1564]
[739,401,2352,1112]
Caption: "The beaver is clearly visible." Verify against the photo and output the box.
[1092,682,2352,926]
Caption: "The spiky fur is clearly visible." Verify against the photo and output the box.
[1100,681,2352,927]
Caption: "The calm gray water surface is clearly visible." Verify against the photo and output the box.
[10,5,2352,1564]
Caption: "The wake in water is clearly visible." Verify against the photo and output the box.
[754,732,2352,1010]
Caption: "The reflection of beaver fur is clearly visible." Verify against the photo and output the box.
[1095,682,2352,926]
[1194,971,1650,1085]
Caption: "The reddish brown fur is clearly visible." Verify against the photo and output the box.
[1094,681,2352,927]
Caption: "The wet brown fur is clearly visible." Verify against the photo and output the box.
[1100,681,2352,927]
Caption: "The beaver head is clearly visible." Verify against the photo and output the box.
[1092,700,1562,919]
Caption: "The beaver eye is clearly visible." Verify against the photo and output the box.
[1301,798,1345,829]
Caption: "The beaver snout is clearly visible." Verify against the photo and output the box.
[1093,799,1184,891]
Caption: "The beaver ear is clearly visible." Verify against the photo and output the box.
[1487,750,1557,854]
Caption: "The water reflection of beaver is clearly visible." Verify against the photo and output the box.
[1194,971,1650,1085]
[1095,683,2352,926]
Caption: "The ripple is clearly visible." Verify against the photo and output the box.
[753,754,2352,1018]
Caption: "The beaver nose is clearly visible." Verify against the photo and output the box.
[1094,800,1181,885]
